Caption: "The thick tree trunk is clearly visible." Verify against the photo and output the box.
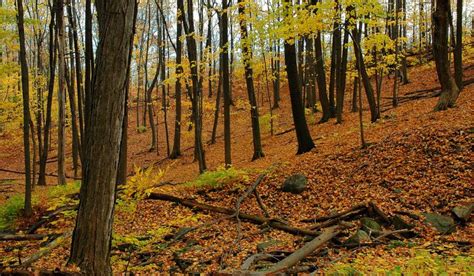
[284,0,315,154]
[433,0,459,110]
[16,0,32,216]
[69,0,136,274]
[336,14,350,124]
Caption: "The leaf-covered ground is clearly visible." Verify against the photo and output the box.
[0,60,473,273]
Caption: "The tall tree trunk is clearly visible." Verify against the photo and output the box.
[56,0,67,185]
[433,0,459,110]
[170,0,184,159]
[351,18,379,122]
[336,11,350,124]
[237,0,264,160]
[328,0,341,118]
[284,0,315,154]
[16,0,33,216]
[221,0,231,167]
[183,0,206,173]
[454,0,463,90]
[69,0,136,274]
[38,0,56,186]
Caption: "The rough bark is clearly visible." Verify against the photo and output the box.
[221,0,232,167]
[69,0,136,274]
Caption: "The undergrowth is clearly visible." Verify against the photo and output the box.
[183,166,250,189]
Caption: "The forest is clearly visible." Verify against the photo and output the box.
[0,0,473,274]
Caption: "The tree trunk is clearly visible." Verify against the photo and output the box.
[38,0,56,186]
[284,0,315,154]
[336,11,350,124]
[69,0,136,274]
[221,0,231,167]
[237,0,264,160]
[433,0,459,110]
[454,0,463,90]
[56,0,67,185]
[328,0,341,118]
[183,0,206,173]
[170,0,184,159]
[16,0,32,217]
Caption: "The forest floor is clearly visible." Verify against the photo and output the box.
[0,58,473,274]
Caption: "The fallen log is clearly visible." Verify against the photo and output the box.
[0,233,48,241]
[18,231,73,267]
[302,203,367,223]
[27,205,78,234]
[262,225,342,274]
[147,192,321,237]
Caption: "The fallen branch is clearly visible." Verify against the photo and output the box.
[27,205,78,234]
[18,231,73,267]
[0,233,47,241]
[262,225,342,274]
[147,192,321,237]
[302,203,367,223]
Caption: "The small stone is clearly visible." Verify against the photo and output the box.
[344,230,370,246]
[452,204,473,222]
[423,213,456,234]
[281,174,307,194]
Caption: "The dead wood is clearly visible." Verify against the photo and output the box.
[0,233,48,241]
[302,203,367,223]
[27,205,77,234]
[147,192,321,237]
[262,225,342,274]
[17,231,72,267]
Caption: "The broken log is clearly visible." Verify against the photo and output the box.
[27,205,77,234]
[302,203,367,223]
[0,233,47,241]
[147,193,321,237]
[18,231,73,267]
[262,225,342,274]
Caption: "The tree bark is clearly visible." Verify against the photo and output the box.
[221,0,232,167]
[237,0,264,161]
[56,0,67,185]
[284,0,315,154]
[69,0,136,274]
[433,0,459,110]
[16,0,32,216]
[454,0,463,90]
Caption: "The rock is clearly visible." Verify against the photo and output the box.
[360,217,382,236]
[281,174,307,194]
[344,230,370,246]
[257,239,282,253]
[423,213,456,234]
[452,204,473,222]
[391,215,414,230]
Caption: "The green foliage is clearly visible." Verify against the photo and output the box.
[259,113,278,133]
[0,194,37,230]
[47,181,81,211]
[136,125,147,133]
[184,166,249,190]
[325,249,474,275]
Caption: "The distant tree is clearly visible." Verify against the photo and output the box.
[432,0,459,110]
[454,0,463,90]
[15,0,32,217]
[284,0,315,154]
[69,0,136,274]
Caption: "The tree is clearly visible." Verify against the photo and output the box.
[170,0,184,159]
[56,0,67,185]
[69,0,137,274]
[454,0,463,90]
[237,0,264,161]
[432,0,459,111]
[15,0,32,217]
[221,0,231,167]
[183,0,206,173]
[284,0,315,154]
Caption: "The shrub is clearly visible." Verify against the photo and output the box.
[184,166,249,189]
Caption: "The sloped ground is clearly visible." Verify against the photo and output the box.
[0,60,473,273]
